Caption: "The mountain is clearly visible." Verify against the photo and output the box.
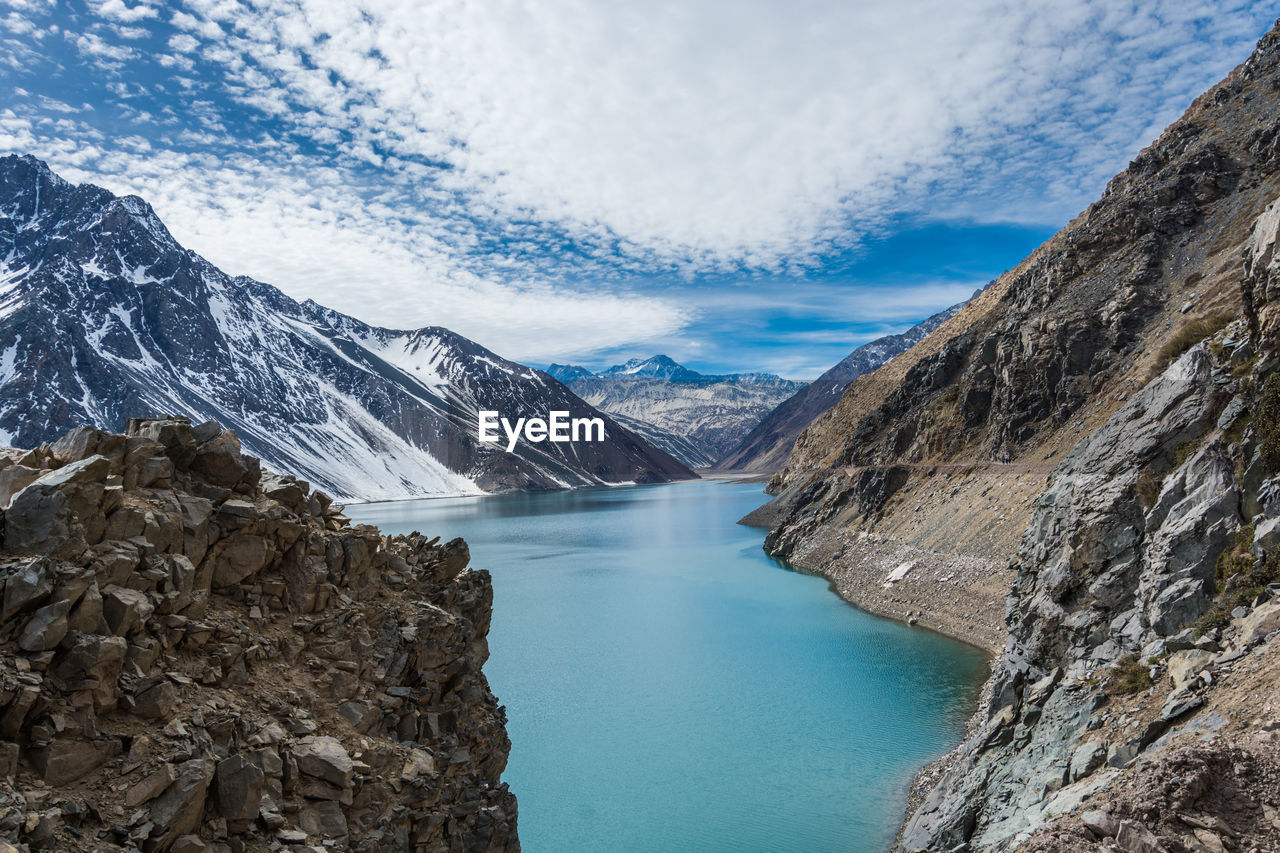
[712,298,969,473]
[0,155,694,501]
[751,20,1280,852]
[547,356,806,467]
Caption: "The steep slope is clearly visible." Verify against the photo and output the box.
[547,356,805,467]
[713,299,968,473]
[0,417,517,851]
[751,19,1280,853]
[0,156,693,501]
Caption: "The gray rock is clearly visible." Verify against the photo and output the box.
[29,737,121,785]
[102,585,154,636]
[1167,649,1214,690]
[1081,809,1120,838]
[0,464,41,509]
[18,598,70,651]
[4,454,111,556]
[1,557,51,620]
[1069,740,1107,782]
[214,755,264,826]
[1115,819,1165,853]
[148,758,214,849]
[297,800,347,838]
[292,736,353,789]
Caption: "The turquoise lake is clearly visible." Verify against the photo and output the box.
[347,480,988,853]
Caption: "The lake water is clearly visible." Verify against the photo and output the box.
[347,480,987,853]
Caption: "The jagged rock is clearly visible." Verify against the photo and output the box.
[17,599,70,651]
[0,465,40,510]
[0,419,519,851]
[1168,649,1215,690]
[129,678,178,719]
[4,455,110,557]
[126,765,177,808]
[1082,809,1120,838]
[1116,819,1166,853]
[1,557,51,620]
[298,799,348,838]
[102,586,154,636]
[1239,600,1280,646]
[214,755,264,826]
[148,758,215,849]
[292,736,353,789]
[29,737,121,785]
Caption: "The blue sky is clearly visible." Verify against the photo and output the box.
[0,1,1276,377]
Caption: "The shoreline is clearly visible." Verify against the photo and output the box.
[743,516,1009,851]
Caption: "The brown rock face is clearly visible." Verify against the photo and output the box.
[0,417,519,852]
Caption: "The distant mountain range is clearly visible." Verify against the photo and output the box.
[546,356,806,467]
[0,154,693,500]
[712,299,971,472]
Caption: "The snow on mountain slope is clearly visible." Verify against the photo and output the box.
[548,356,805,467]
[0,154,694,500]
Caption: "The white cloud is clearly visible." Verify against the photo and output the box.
[91,0,157,23]
[157,0,1273,270]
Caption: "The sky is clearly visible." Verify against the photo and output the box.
[0,1,1276,378]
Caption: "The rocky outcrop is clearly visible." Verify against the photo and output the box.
[0,417,518,852]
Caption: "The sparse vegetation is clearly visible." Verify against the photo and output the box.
[1136,469,1161,509]
[1153,312,1235,374]
[1216,523,1256,586]
[1109,653,1152,695]
[1257,373,1280,474]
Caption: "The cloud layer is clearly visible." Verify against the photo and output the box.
[0,0,1275,369]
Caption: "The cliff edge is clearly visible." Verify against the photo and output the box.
[0,417,518,852]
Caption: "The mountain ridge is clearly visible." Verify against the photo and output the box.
[547,354,806,467]
[0,154,694,501]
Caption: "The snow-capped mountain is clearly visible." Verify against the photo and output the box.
[0,154,693,500]
[712,298,972,473]
[546,356,806,468]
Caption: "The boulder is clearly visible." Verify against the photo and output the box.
[18,598,70,651]
[1082,809,1120,838]
[103,585,155,636]
[292,736,353,789]
[1239,599,1280,646]
[208,533,272,588]
[126,765,177,808]
[297,799,348,838]
[190,430,251,490]
[0,465,41,509]
[214,755,265,826]
[148,758,215,849]
[1167,649,1214,690]
[29,737,121,785]
[1,557,52,620]
[5,455,111,556]
[1115,819,1166,853]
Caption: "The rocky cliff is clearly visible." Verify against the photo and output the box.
[0,417,518,852]
[755,19,1280,853]
[0,155,693,501]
